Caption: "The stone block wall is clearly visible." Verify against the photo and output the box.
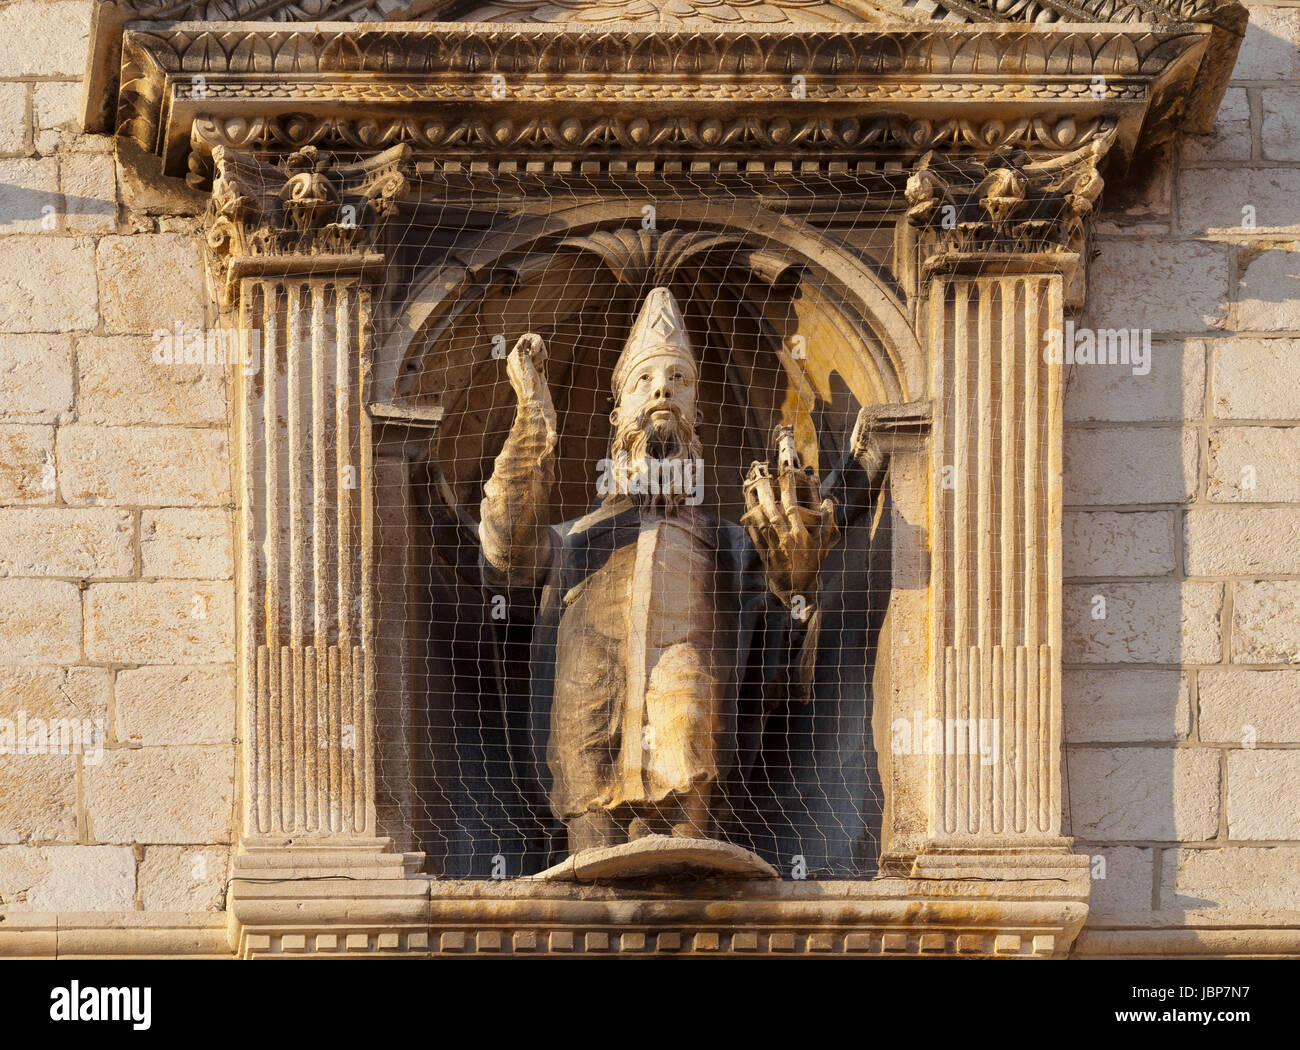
[1066,1,1300,924]
[0,0,234,914]
[0,0,1294,945]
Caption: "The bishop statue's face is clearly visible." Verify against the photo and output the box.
[614,350,698,458]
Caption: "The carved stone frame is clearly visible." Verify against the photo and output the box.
[85,8,1244,957]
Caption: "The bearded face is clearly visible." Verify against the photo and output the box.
[607,350,704,511]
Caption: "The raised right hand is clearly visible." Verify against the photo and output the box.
[505,333,557,443]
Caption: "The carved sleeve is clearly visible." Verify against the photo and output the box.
[477,396,557,589]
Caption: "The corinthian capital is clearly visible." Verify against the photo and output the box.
[203,142,413,305]
[900,130,1116,308]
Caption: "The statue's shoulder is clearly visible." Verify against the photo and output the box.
[560,498,631,540]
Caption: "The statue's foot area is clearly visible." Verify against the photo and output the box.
[568,812,620,852]
[627,817,655,841]
[532,835,779,882]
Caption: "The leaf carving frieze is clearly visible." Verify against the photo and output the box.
[104,0,1245,28]
[188,111,1119,159]
[120,23,1202,79]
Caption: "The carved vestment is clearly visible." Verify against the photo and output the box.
[482,489,812,824]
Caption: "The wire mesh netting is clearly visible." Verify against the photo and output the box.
[360,170,903,880]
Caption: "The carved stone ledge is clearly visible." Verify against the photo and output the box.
[227,877,1090,958]
[97,0,1244,28]
[0,913,230,959]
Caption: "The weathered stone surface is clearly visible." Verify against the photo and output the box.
[0,424,54,504]
[138,845,227,911]
[0,159,59,237]
[1063,669,1189,743]
[1106,141,1173,219]
[95,235,204,335]
[0,83,26,154]
[1226,750,1300,840]
[0,1,93,78]
[0,238,98,333]
[57,425,230,507]
[0,579,79,663]
[0,334,73,423]
[85,581,233,664]
[1262,87,1300,162]
[1237,249,1300,331]
[1200,669,1300,744]
[1084,240,1228,334]
[1068,748,1219,842]
[1063,511,1176,578]
[1233,6,1300,80]
[140,509,233,579]
[1160,847,1300,910]
[1179,169,1300,234]
[0,666,108,722]
[1063,339,1203,424]
[1087,846,1154,912]
[1211,338,1300,419]
[0,755,77,843]
[1208,426,1300,502]
[115,665,234,746]
[0,845,135,911]
[1185,507,1300,575]
[0,507,132,579]
[1064,427,1197,506]
[60,152,118,236]
[83,746,235,845]
[31,81,82,155]
[1180,87,1251,164]
[115,140,208,217]
[76,335,227,426]
[1231,581,1300,664]
[1062,582,1222,665]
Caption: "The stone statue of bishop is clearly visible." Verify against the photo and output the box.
[478,287,841,859]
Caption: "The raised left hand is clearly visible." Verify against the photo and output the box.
[741,428,840,611]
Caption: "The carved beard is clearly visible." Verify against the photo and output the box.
[607,402,705,515]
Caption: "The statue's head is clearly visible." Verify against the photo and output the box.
[610,287,700,461]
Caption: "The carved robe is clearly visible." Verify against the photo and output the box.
[541,499,738,818]
[482,489,810,824]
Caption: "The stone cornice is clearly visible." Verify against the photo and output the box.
[98,0,1245,30]
[95,19,1235,187]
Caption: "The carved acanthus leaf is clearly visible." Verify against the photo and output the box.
[104,0,1243,27]
[904,128,1115,260]
[204,142,412,302]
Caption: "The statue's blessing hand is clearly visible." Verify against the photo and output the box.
[741,426,840,606]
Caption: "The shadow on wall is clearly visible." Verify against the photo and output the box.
[1063,17,1300,919]
[0,184,116,228]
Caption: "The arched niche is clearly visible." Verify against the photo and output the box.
[369,207,925,878]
